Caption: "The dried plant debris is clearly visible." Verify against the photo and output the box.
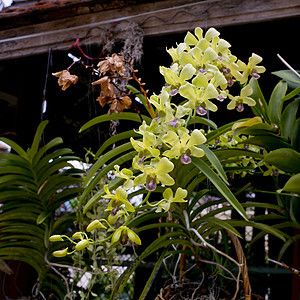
[52,70,78,91]
[97,53,126,76]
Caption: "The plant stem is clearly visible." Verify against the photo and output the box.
[125,191,151,225]
[277,54,300,79]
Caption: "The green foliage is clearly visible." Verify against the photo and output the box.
[0,120,83,298]
[49,28,300,299]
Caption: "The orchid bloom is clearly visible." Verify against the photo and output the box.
[236,53,266,84]
[162,129,206,164]
[111,226,141,245]
[156,187,188,213]
[114,165,134,190]
[160,63,196,88]
[133,157,175,191]
[227,84,255,111]
[102,185,135,212]
[130,131,160,162]
[149,88,175,122]
[179,79,219,113]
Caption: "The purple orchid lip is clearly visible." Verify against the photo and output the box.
[237,103,244,112]
[181,153,192,164]
[250,72,260,79]
[198,68,206,74]
[169,89,179,96]
[167,118,179,128]
[138,156,146,164]
[146,178,156,191]
[221,67,231,76]
[216,95,224,102]
[196,106,207,116]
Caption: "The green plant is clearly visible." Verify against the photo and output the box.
[229,67,300,259]
[50,27,293,299]
[0,120,83,298]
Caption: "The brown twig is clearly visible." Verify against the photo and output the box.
[267,258,300,276]
[127,61,156,119]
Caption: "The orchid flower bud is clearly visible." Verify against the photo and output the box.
[53,247,68,257]
[75,239,89,251]
[49,235,64,242]
[86,220,107,232]
[72,232,83,240]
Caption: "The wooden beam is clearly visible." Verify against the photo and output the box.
[0,0,300,60]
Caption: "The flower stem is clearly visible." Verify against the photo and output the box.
[125,191,151,225]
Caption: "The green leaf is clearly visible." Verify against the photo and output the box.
[95,130,139,159]
[205,119,248,143]
[272,70,300,85]
[281,100,299,140]
[263,148,300,173]
[199,144,228,184]
[80,151,136,204]
[200,217,242,238]
[0,137,27,159]
[248,221,286,241]
[110,232,192,299]
[268,81,287,126]
[138,248,167,300]
[187,189,210,214]
[243,134,292,151]
[32,137,64,166]
[188,116,218,130]
[234,122,278,136]
[191,157,248,220]
[79,112,152,133]
[82,177,124,213]
[214,148,264,161]
[249,77,269,121]
[291,118,300,152]
[84,142,133,186]
[280,87,300,102]
[280,173,300,193]
[28,120,49,161]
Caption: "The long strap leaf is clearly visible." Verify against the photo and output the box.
[79,112,152,133]
[191,157,248,220]
[138,248,168,300]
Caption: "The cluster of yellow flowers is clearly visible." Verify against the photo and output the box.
[50,27,266,256]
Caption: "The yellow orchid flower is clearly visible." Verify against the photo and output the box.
[114,165,134,189]
[236,53,266,84]
[227,84,255,111]
[102,185,135,212]
[133,157,175,191]
[130,131,160,162]
[156,187,188,213]
[162,129,206,164]
[111,226,141,245]
[160,63,196,88]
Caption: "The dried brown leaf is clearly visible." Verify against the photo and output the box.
[52,70,78,91]
[97,53,125,76]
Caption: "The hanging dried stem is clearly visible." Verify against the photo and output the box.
[227,230,252,300]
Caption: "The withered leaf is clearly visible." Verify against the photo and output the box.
[52,70,78,91]
[97,53,125,76]
[92,76,116,107]
[109,95,132,114]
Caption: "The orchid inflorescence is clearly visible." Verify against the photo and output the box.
[50,27,266,257]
